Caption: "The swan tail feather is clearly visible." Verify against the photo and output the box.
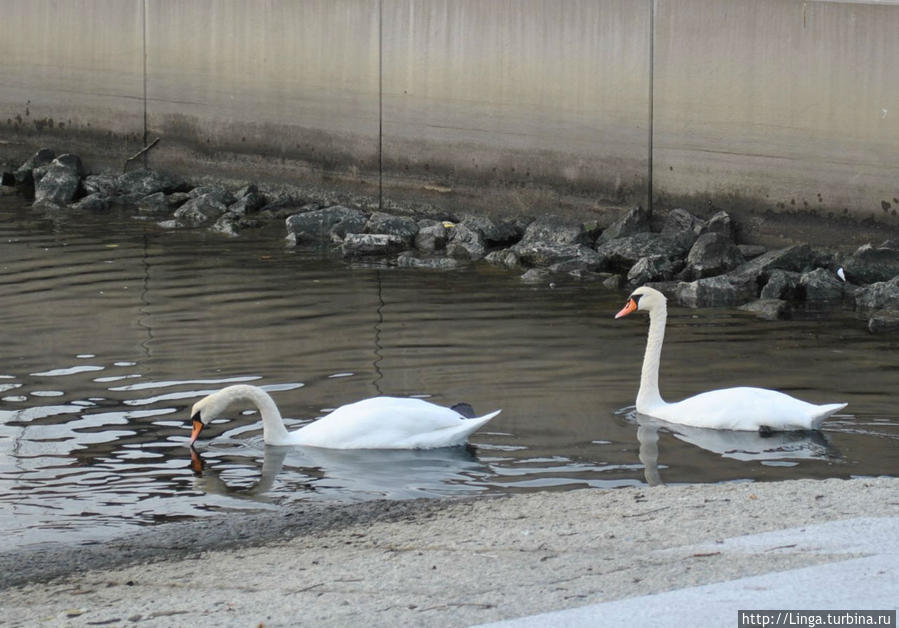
[474,409,502,423]
[450,409,501,440]
[809,402,847,429]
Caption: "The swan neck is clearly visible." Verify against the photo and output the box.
[237,386,289,444]
[637,306,666,411]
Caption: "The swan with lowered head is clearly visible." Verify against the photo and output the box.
[614,286,846,431]
[188,384,501,449]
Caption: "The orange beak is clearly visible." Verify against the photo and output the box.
[189,417,204,447]
[615,297,638,319]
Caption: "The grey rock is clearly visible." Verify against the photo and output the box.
[235,183,260,199]
[676,274,758,308]
[880,239,899,250]
[738,244,768,260]
[548,250,607,274]
[661,208,705,249]
[595,232,692,273]
[729,244,816,285]
[118,168,185,197]
[460,214,522,246]
[70,193,109,212]
[484,249,521,268]
[210,213,241,237]
[682,232,745,280]
[520,268,552,283]
[515,243,603,269]
[414,223,448,252]
[210,212,260,237]
[701,210,736,241]
[662,207,705,234]
[187,185,235,206]
[285,206,368,246]
[228,191,266,216]
[14,148,55,187]
[602,274,624,290]
[812,249,840,272]
[136,192,173,215]
[516,214,590,248]
[34,154,83,206]
[627,255,683,286]
[365,212,419,243]
[31,163,52,186]
[799,267,846,303]
[760,270,801,301]
[167,192,191,208]
[511,214,598,267]
[598,206,651,244]
[841,243,899,284]
[396,253,462,270]
[868,310,899,334]
[342,233,407,257]
[261,198,316,220]
[446,223,487,260]
[564,269,606,281]
[31,198,65,210]
[854,276,899,312]
[82,173,119,197]
[110,192,148,207]
[173,194,229,227]
[739,298,791,321]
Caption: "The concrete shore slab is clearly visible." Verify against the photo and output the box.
[2,477,897,627]
[478,517,899,627]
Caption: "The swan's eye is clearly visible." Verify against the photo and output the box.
[630,293,643,306]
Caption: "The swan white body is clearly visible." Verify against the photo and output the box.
[189,384,500,449]
[615,286,846,431]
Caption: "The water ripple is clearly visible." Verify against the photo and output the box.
[0,199,896,548]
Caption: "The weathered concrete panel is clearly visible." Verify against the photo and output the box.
[381,0,651,217]
[0,0,144,169]
[653,0,899,226]
[144,0,381,189]
[1,0,897,236]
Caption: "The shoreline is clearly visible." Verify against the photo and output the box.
[3,476,898,627]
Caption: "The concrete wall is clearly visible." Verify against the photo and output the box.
[0,0,145,159]
[381,0,650,214]
[653,0,899,224]
[145,0,381,183]
[1,0,897,227]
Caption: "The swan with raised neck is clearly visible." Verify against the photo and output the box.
[615,286,846,431]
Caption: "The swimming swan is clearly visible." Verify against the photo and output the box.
[188,384,501,449]
[614,286,846,431]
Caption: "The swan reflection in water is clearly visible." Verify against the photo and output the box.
[189,442,491,502]
[633,412,839,486]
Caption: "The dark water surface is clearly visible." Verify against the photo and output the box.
[1,197,896,549]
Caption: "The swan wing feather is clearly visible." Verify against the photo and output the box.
[288,397,500,449]
[651,387,846,431]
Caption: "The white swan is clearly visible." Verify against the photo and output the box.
[614,286,846,431]
[188,384,501,449]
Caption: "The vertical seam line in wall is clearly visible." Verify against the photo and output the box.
[142,0,149,155]
[648,0,655,214]
[378,0,384,211]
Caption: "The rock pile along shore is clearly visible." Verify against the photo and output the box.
[3,148,898,332]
